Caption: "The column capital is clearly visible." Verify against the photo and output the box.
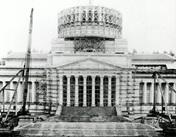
[83,75,87,79]
[74,75,79,79]
[100,75,104,78]
[67,75,71,79]
[59,75,63,80]
[59,74,63,76]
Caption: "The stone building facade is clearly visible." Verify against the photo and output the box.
[0,5,176,115]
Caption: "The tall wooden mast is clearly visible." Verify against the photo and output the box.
[21,8,34,114]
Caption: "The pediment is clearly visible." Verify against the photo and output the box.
[58,58,122,70]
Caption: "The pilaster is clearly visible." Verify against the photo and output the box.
[116,76,120,105]
[59,75,63,105]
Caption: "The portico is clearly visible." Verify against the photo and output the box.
[58,74,120,107]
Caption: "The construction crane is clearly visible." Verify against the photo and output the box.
[0,8,34,131]
[20,8,33,115]
[148,71,176,136]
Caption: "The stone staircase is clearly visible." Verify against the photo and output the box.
[16,106,158,137]
[61,106,117,116]
[59,106,129,122]
[16,122,158,137]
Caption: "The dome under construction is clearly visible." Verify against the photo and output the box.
[58,6,122,39]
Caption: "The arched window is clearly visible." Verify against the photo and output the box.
[94,10,98,23]
[111,76,116,106]
[100,13,104,24]
[139,82,144,104]
[109,15,113,25]
[105,14,109,24]
[75,13,79,23]
[67,15,71,24]
[70,76,75,106]
[95,76,100,106]
[103,76,108,106]
[78,76,84,106]
[88,10,92,23]
[63,76,67,106]
[139,82,144,105]
[86,76,92,106]
[70,14,75,25]
[82,10,86,23]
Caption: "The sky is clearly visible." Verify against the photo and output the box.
[0,0,176,59]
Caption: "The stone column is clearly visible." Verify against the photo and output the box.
[59,75,63,105]
[0,82,2,103]
[92,76,95,107]
[100,76,104,106]
[83,76,87,107]
[108,76,112,106]
[75,76,79,106]
[116,76,120,105]
[31,81,36,103]
[143,82,147,104]
[171,83,175,104]
[2,82,6,102]
[67,76,70,106]
[157,83,161,104]
[174,83,176,104]
[150,82,154,104]
[27,82,32,103]
[12,82,16,100]
[12,82,17,105]
[17,82,23,103]
[2,81,6,110]
[5,82,10,102]
[165,83,169,104]
[9,82,13,102]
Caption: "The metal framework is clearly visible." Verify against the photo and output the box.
[73,37,105,52]
[0,69,24,116]
[58,6,122,39]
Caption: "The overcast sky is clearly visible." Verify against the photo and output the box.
[0,0,176,59]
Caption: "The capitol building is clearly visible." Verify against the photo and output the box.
[0,5,176,115]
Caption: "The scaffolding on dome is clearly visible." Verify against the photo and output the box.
[57,6,122,39]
